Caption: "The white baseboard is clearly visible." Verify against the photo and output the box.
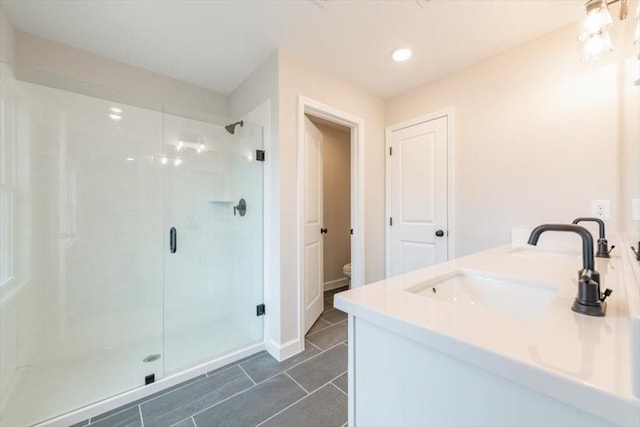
[324,277,349,292]
[267,338,301,362]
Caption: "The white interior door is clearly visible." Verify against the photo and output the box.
[388,116,448,277]
[303,116,324,333]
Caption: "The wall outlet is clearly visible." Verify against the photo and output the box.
[632,198,640,221]
[591,200,611,220]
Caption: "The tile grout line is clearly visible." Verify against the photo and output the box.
[304,339,323,352]
[254,382,328,427]
[283,371,310,394]
[305,318,347,339]
[308,320,333,334]
[279,340,345,379]
[191,415,197,427]
[188,376,262,420]
[169,418,189,427]
[205,350,266,377]
[238,364,257,385]
[189,342,347,422]
[328,370,348,383]
[321,308,342,324]
[94,351,270,423]
[330,380,348,397]
[90,318,343,426]
[93,372,210,424]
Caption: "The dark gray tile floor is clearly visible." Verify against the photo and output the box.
[75,287,349,427]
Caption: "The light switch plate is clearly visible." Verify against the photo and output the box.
[591,200,611,220]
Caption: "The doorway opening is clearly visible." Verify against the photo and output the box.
[297,96,365,351]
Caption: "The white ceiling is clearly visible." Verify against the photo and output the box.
[3,0,582,99]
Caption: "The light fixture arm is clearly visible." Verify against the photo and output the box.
[585,0,628,19]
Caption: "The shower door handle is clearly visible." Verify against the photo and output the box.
[170,227,177,253]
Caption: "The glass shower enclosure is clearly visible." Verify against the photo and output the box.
[0,63,264,426]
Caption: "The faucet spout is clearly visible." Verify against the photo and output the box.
[571,217,605,239]
[527,223,611,317]
[527,224,595,270]
[571,217,615,257]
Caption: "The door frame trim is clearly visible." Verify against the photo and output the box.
[296,96,365,350]
[384,108,455,278]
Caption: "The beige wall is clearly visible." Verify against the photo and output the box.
[386,21,640,256]
[311,119,351,285]
[0,6,15,64]
[14,31,229,121]
[279,50,386,343]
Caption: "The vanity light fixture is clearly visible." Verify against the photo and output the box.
[392,48,412,62]
[109,113,122,121]
[110,107,122,113]
[578,0,629,62]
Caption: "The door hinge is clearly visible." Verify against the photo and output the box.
[256,150,265,161]
[390,217,393,226]
[389,146,392,156]
[256,304,266,316]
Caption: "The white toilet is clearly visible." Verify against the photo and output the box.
[342,262,351,285]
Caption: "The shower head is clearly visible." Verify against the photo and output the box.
[225,120,244,135]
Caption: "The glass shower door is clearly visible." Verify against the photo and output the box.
[162,114,263,374]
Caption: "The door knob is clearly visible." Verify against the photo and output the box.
[435,229,445,237]
[321,228,328,234]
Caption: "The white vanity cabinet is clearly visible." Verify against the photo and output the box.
[336,239,640,427]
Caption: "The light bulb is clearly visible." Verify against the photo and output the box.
[177,141,184,152]
[174,159,182,166]
[160,157,168,165]
[581,31,612,62]
[578,0,613,41]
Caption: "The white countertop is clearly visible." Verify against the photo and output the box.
[335,239,640,426]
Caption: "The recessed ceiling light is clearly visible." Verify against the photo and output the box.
[392,48,412,62]
[125,157,135,161]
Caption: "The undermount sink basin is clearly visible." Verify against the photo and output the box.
[507,246,581,260]
[406,270,559,321]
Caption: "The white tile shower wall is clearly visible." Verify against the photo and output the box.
[0,64,19,402]
[15,81,165,367]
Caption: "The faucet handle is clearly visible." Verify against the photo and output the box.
[601,288,613,302]
[596,239,614,258]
